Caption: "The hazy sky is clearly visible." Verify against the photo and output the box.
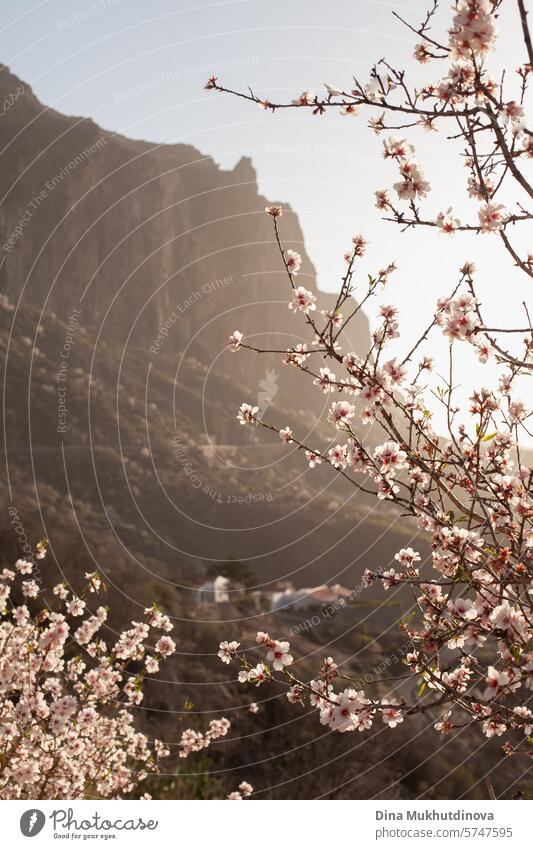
[4,0,532,437]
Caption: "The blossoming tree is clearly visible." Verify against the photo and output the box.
[0,544,250,799]
[211,0,533,755]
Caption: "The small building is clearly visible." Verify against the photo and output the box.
[197,575,230,604]
[270,583,353,613]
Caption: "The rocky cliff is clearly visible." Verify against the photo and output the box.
[0,65,369,401]
[0,65,419,595]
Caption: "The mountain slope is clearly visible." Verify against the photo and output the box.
[0,63,415,594]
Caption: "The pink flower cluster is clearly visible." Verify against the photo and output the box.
[0,549,183,798]
[222,632,410,734]
[178,718,230,758]
[214,0,533,761]
[225,200,533,749]
[383,137,431,201]
[449,0,497,60]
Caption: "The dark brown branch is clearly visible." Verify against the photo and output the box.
[517,0,533,67]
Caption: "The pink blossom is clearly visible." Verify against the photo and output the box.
[292,90,315,106]
[22,580,39,598]
[382,699,404,728]
[478,202,506,232]
[155,635,175,657]
[328,400,356,429]
[279,426,293,444]
[285,249,302,275]
[483,666,510,700]
[237,403,258,425]
[266,640,293,671]
[303,451,320,469]
[228,330,243,351]
[436,207,461,233]
[218,640,240,663]
[289,285,316,313]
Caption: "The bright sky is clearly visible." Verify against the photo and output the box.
[4,0,532,439]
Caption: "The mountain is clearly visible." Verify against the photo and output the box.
[0,64,367,392]
[0,63,420,590]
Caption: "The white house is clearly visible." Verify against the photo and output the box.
[197,575,230,604]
